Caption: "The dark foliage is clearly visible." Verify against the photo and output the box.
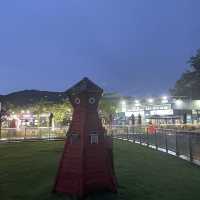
[170,49,200,99]
[0,90,68,107]
[0,108,8,123]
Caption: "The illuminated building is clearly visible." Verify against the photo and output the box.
[116,97,200,125]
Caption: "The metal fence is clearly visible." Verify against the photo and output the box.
[0,127,68,142]
[107,125,200,166]
[1,125,200,166]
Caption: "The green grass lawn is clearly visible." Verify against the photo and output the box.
[0,140,200,200]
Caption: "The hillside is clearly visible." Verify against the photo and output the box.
[0,90,68,107]
[0,90,121,107]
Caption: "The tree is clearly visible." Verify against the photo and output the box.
[0,105,9,138]
[170,49,200,99]
[99,98,118,124]
[190,49,200,71]
[49,101,72,126]
[8,99,72,127]
[30,100,72,126]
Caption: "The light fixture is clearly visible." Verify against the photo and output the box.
[162,96,168,100]
[135,100,140,104]
[148,98,154,103]
[175,99,183,107]
[121,101,126,105]
[161,96,168,103]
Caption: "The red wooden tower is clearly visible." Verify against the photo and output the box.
[53,77,117,197]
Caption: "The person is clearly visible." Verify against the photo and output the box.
[138,114,142,125]
[130,114,135,133]
[131,114,135,125]
[147,121,156,135]
[109,114,113,128]
[49,113,54,128]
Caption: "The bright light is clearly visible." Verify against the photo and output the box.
[148,98,154,103]
[161,96,168,103]
[135,100,140,104]
[26,110,30,114]
[134,100,141,106]
[175,99,183,107]
[21,110,25,114]
[121,101,126,105]
[162,96,168,100]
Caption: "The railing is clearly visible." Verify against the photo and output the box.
[107,125,200,166]
[0,127,68,142]
[1,125,200,166]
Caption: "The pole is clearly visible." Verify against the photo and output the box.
[189,133,193,162]
[126,126,129,141]
[176,131,179,157]
[165,130,168,153]
[24,127,27,140]
[147,129,149,147]
[155,129,158,150]
[133,126,135,143]
[49,127,51,140]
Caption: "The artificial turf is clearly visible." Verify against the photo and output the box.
[0,140,200,200]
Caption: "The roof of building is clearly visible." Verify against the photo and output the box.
[66,77,103,96]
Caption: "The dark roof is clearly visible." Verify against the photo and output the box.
[66,77,103,96]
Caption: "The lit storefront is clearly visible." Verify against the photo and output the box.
[6,112,51,128]
[116,97,200,125]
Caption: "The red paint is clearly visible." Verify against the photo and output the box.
[53,78,117,197]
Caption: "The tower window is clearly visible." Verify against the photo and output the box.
[89,133,99,144]
[75,97,80,105]
[89,97,96,104]
[69,133,80,144]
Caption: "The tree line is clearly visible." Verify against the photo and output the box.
[170,49,200,99]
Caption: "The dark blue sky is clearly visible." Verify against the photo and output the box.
[0,0,200,96]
